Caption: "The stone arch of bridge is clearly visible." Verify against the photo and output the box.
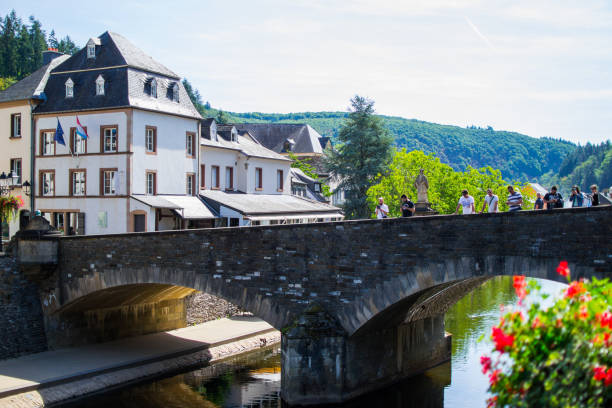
[340,255,573,336]
[50,266,291,330]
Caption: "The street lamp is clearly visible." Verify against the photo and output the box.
[0,171,19,196]
[22,180,31,196]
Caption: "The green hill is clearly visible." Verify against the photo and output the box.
[214,110,575,182]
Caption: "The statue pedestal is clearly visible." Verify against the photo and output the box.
[414,202,437,216]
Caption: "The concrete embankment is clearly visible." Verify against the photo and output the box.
[0,317,280,408]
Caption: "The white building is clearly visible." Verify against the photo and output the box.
[199,120,343,226]
[34,31,212,235]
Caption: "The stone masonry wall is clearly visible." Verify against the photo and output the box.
[0,255,47,359]
[49,205,611,336]
[185,292,250,325]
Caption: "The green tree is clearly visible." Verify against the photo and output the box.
[0,10,20,78]
[48,29,58,49]
[0,77,17,91]
[288,153,331,197]
[182,78,205,112]
[216,109,230,124]
[28,16,46,70]
[16,24,33,78]
[56,35,78,55]
[324,95,394,219]
[367,149,527,217]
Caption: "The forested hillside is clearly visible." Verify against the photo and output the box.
[225,111,575,182]
[0,10,78,86]
[540,142,612,192]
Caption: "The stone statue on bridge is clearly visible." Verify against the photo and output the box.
[413,169,437,216]
[414,169,429,203]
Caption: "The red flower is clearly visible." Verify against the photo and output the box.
[594,366,608,382]
[607,369,612,387]
[597,311,612,329]
[579,305,589,320]
[486,396,498,408]
[556,261,570,277]
[531,316,543,329]
[565,281,586,299]
[492,327,515,353]
[489,369,501,386]
[481,355,492,374]
[513,275,527,300]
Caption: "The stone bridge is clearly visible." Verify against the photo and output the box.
[25,205,612,405]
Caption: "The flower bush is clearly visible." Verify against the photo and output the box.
[481,262,611,407]
[0,195,24,222]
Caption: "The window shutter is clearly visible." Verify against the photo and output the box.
[10,116,14,138]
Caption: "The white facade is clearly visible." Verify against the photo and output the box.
[35,109,199,235]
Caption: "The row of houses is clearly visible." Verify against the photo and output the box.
[0,32,344,237]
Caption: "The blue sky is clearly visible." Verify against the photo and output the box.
[5,0,612,144]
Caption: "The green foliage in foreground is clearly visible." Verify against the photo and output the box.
[482,269,611,407]
[367,150,533,217]
[228,111,576,182]
[0,77,17,91]
[325,96,394,219]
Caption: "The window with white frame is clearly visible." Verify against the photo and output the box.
[41,171,54,196]
[255,168,263,190]
[87,43,95,58]
[211,166,219,189]
[277,169,283,191]
[103,127,117,152]
[42,131,55,155]
[65,78,74,98]
[186,174,194,195]
[95,75,104,96]
[145,127,156,153]
[103,170,116,195]
[150,79,157,98]
[10,113,20,138]
[186,133,194,156]
[71,170,86,196]
[10,158,21,184]
[225,167,233,190]
[72,128,86,154]
[146,172,156,195]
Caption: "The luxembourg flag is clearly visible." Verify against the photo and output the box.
[76,116,88,139]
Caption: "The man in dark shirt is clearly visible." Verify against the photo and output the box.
[401,194,415,217]
[543,186,563,210]
[534,193,544,210]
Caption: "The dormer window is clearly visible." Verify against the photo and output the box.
[172,83,179,102]
[87,43,95,59]
[231,129,237,142]
[150,78,157,98]
[65,78,74,98]
[95,75,104,96]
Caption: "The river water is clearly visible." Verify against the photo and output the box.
[61,277,565,408]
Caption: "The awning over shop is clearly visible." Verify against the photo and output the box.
[131,195,216,219]
[245,213,344,222]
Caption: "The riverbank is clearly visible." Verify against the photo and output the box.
[0,317,280,408]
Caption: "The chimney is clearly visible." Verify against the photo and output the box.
[42,48,64,65]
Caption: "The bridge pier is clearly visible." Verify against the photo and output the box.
[281,306,451,406]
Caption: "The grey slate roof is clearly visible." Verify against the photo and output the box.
[200,190,341,216]
[232,123,324,154]
[201,134,291,162]
[53,32,179,78]
[34,32,201,119]
[0,55,69,103]
[290,168,328,203]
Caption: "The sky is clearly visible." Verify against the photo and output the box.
[5,0,612,144]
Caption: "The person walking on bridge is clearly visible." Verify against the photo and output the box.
[544,186,563,210]
[375,197,389,219]
[589,185,600,206]
[506,186,523,212]
[455,190,475,215]
[479,189,498,214]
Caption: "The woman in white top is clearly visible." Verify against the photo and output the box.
[479,189,499,213]
[454,189,475,215]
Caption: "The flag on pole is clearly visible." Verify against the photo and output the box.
[76,116,88,139]
[54,118,66,145]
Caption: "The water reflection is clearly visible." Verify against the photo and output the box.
[60,277,566,408]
